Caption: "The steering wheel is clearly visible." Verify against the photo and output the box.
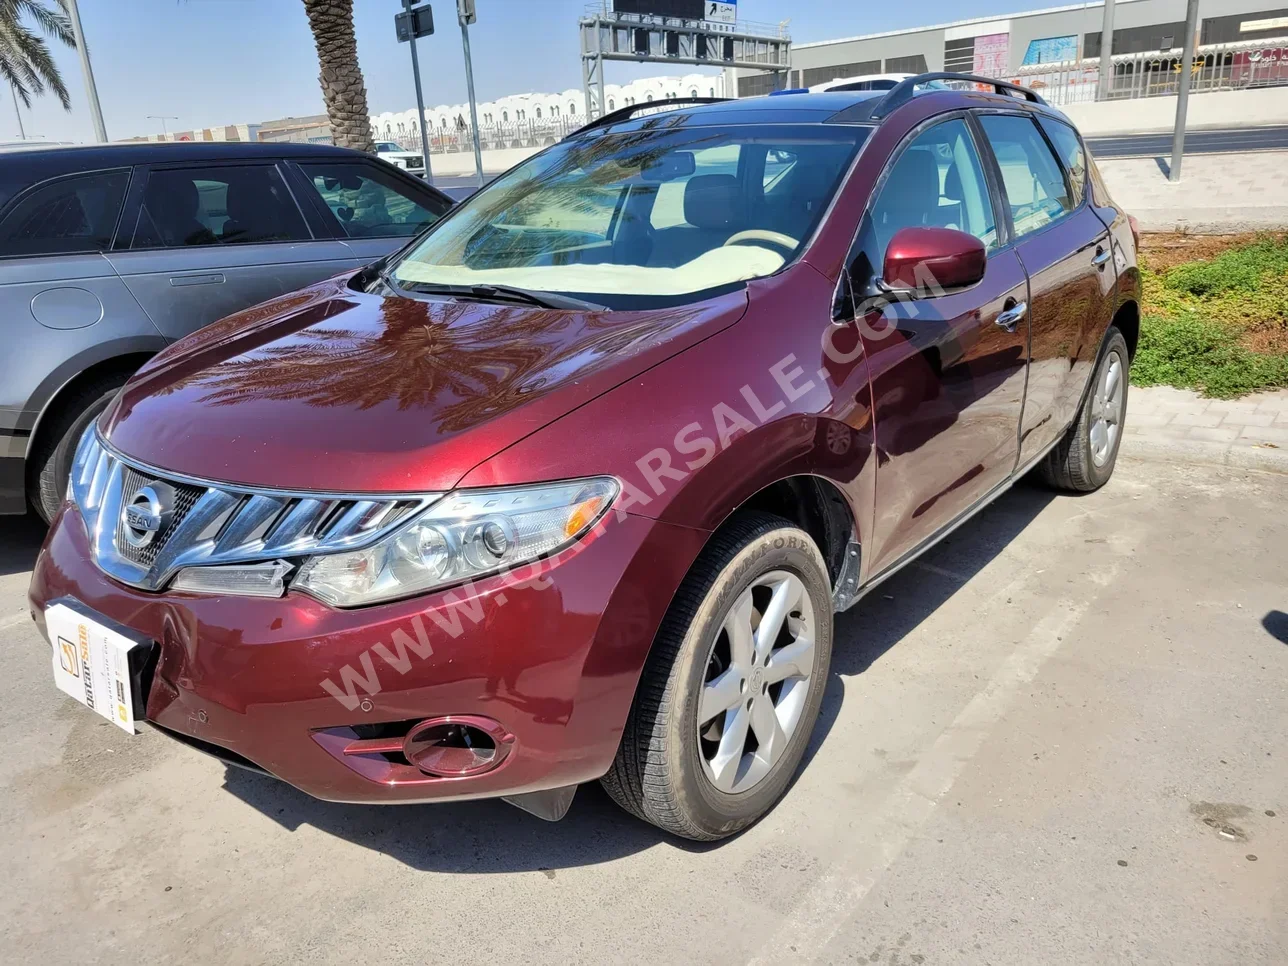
[721,229,799,259]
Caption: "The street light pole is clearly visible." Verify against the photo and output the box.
[458,0,485,187]
[1169,0,1202,182]
[1097,0,1116,101]
[9,84,25,139]
[147,115,178,139]
[66,0,108,142]
[403,0,433,182]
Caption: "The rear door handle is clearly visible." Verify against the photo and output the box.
[169,273,225,287]
[1091,247,1112,268]
[996,300,1027,333]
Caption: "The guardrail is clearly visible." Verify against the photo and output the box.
[1011,36,1288,106]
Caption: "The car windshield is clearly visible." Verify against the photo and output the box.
[388,123,868,309]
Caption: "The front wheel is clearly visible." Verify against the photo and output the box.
[1038,327,1129,493]
[601,512,833,841]
[30,374,131,523]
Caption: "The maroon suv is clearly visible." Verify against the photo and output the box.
[30,77,1140,841]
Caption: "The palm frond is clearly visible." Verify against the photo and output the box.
[0,0,74,110]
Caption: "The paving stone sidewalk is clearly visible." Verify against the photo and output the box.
[1125,384,1288,473]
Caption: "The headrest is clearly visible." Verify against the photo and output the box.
[943,163,962,202]
[145,173,199,219]
[683,174,742,231]
[884,150,940,209]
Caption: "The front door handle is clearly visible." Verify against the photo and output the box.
[996,300,1027,333]
[169,272,225,287]
[1091,247,1112,268]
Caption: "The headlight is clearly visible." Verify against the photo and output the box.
[292,477,618,607]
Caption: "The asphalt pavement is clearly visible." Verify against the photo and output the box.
[1,455,1284,965]
[1086,124,1288,159]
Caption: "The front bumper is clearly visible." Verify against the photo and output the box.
[29,503,706,804]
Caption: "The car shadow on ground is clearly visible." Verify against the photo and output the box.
[799,478,1056,774]
[221,479,1058,872]
[0,513,47,578]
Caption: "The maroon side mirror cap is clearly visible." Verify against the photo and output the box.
[881,226,987,296]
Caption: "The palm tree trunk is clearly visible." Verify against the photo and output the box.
[301,0,374,152]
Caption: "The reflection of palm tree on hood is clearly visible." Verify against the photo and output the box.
[146,293,705,435]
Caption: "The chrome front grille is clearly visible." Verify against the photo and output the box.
[113,465,205,568]
[68,431,441,593]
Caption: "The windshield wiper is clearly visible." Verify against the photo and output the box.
[395,280,608,312]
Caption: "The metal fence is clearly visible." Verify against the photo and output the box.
[381,116,585,154]
[1011,36,1288,106]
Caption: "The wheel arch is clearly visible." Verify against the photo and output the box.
[23,339,162,463]
[1113,298,1140,362]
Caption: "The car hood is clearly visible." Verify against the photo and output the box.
[103,276,747,493]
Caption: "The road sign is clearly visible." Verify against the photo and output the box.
[395,4,435,42]
[457,0,476,26]
[704,1,736,24]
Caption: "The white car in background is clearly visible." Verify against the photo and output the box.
[808,73,951,93]
[373,140,426,177]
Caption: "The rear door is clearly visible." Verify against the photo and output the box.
[974,112,1118,463]
[286,158,452,265]
[849,115,1030,575]
[105,160,357,340]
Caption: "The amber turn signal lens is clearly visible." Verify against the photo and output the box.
[564,496,604,538]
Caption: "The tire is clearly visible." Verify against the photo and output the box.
[601,511,834,841]
[1037,327,1130,493]
[30,374,130,523]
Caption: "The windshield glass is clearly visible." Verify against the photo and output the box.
[389,124,868,308]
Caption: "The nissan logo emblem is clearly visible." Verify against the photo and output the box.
[122,483,174,549]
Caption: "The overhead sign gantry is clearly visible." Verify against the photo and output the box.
[579,0,791,119]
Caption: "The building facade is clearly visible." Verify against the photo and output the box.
[736,0,1288,95]
[367,72,726,146]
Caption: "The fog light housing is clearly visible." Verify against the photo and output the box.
[402,715,514,777]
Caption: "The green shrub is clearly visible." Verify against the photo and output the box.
[1164,236,1288,300]
[1133,313,1288,399]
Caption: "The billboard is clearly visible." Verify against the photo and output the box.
[613,0,706,18]
[1023,35,1079,66]
[973,33,1010,75]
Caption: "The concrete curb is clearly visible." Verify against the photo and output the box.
[1121,435,1288,475]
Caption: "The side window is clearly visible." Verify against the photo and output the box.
[300,162,448,239]
[0,169,129,257]
[1037,116,1087,208]
[978,114,1074,239]
[130,164,310,249]
[870,117,999,262]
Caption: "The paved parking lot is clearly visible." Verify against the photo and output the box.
[1,456,1284,966]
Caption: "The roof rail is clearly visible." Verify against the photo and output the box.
[565,97,731,139]
[870,72,1046,120]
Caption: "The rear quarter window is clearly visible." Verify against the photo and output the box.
[0,168,130,258]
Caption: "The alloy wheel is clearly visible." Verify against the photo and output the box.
[697,570,816,794]
[1089,350,1125,467]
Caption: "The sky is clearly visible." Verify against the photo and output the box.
[10,0,1076,143]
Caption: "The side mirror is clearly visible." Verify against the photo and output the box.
[881,227,986,297]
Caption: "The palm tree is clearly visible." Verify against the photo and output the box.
[301,0,374,153]
[0,0,76,109]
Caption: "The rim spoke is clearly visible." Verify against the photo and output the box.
[1104,359,1121,402]
[724,591,755,671]
[699,667,744,725]
[749,694,788,767]
[755,574,803,664]
[764,632,814,685]
[707,703,750,792]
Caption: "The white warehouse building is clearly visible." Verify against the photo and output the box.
[368,72,726,143]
